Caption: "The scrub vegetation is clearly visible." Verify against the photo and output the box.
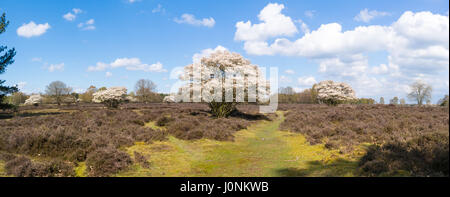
[0,103,448,177]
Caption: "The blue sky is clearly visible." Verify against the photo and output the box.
[1,0,449,103]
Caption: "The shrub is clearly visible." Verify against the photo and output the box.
[156,116,174,126]
[359,132,449,177]
[134,151,150,168]
[85,147,132,177]
[4,156,74,177]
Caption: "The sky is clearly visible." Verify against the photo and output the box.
[1,0,449,103]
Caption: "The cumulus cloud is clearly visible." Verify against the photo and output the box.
[354,8,389,23]
[279,75,292,83]
[88,58,167,73]
[78,19,95,30]
[17,82,27,90]
[17,21,51,38]
[63,13,76,21]
[235,4,449,100]
[63,8,83,21]
[105,72,112,77]
[235,3,297,42]
[87,62,109,71]
[192,45,228,63]
[47,63,64,72]
[174,14,215,27]
[297,76,317,86]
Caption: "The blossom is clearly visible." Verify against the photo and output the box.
[92,87,127,108]
[314,80,357,103]
[24,94,43,105]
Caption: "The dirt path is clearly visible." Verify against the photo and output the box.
[116,111,363,177]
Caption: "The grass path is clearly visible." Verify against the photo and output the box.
[116,111,365,177]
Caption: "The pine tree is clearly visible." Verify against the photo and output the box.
[0,13,18,110]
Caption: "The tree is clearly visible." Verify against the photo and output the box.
[407,81,432,106]
[390,97,399,105]
[134,79,157,103]
[279,86,295,95]
[357,98,375,104]
[92,87,127,108]
[45,81,72,105]
[312,80,357,106]
[437,95,448,106]
[79,85,97,102]
[0,13,17,110]
[379,97,385,104]
[8,92,28,105]
[400,98,406,105]
[179,50,269,117]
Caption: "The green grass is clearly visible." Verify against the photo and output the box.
[117,111,365,177]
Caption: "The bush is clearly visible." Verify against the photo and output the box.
[85,147,132,177]
[156,116,174,126]
[134,151,150,168]
[5,156,74,177]
[359,132,449,177]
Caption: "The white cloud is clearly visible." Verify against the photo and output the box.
[111,57,141,67]
[88,62,109,71]
[279,75,292,83]
[72,8,83,14]
[174,14,215,27]
[63,13,76,21]
[128,0,141,3]
[17,21,51,38]
[297,76,317,86]
[126,62,167,72]
[354,8,389,23]
[105,71,113,77]
[235,3,298,42]
[285,69,295,74]
[192,45,228,63]
[63,8,83,21]
[235,4,449,100]
[88,58,167,73]
[17,82,27,90]
[78,19,95,30]
[47,63,64,72]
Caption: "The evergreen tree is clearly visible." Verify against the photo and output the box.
[0,13,18,110]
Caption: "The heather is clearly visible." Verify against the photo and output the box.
[279,104,449,176]
[0,103,269,176]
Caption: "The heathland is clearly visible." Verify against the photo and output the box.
[0,103,448,177]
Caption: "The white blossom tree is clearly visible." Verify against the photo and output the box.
[92,87,127,108]
[313,80,357,106]
[24,94,43,106]
[177,50,269,117]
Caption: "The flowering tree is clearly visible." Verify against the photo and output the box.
[178,50,269,117]
[313,80,357,106]
[92,87,127,108]
[163,95,176,103]
[24,94,43,106]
